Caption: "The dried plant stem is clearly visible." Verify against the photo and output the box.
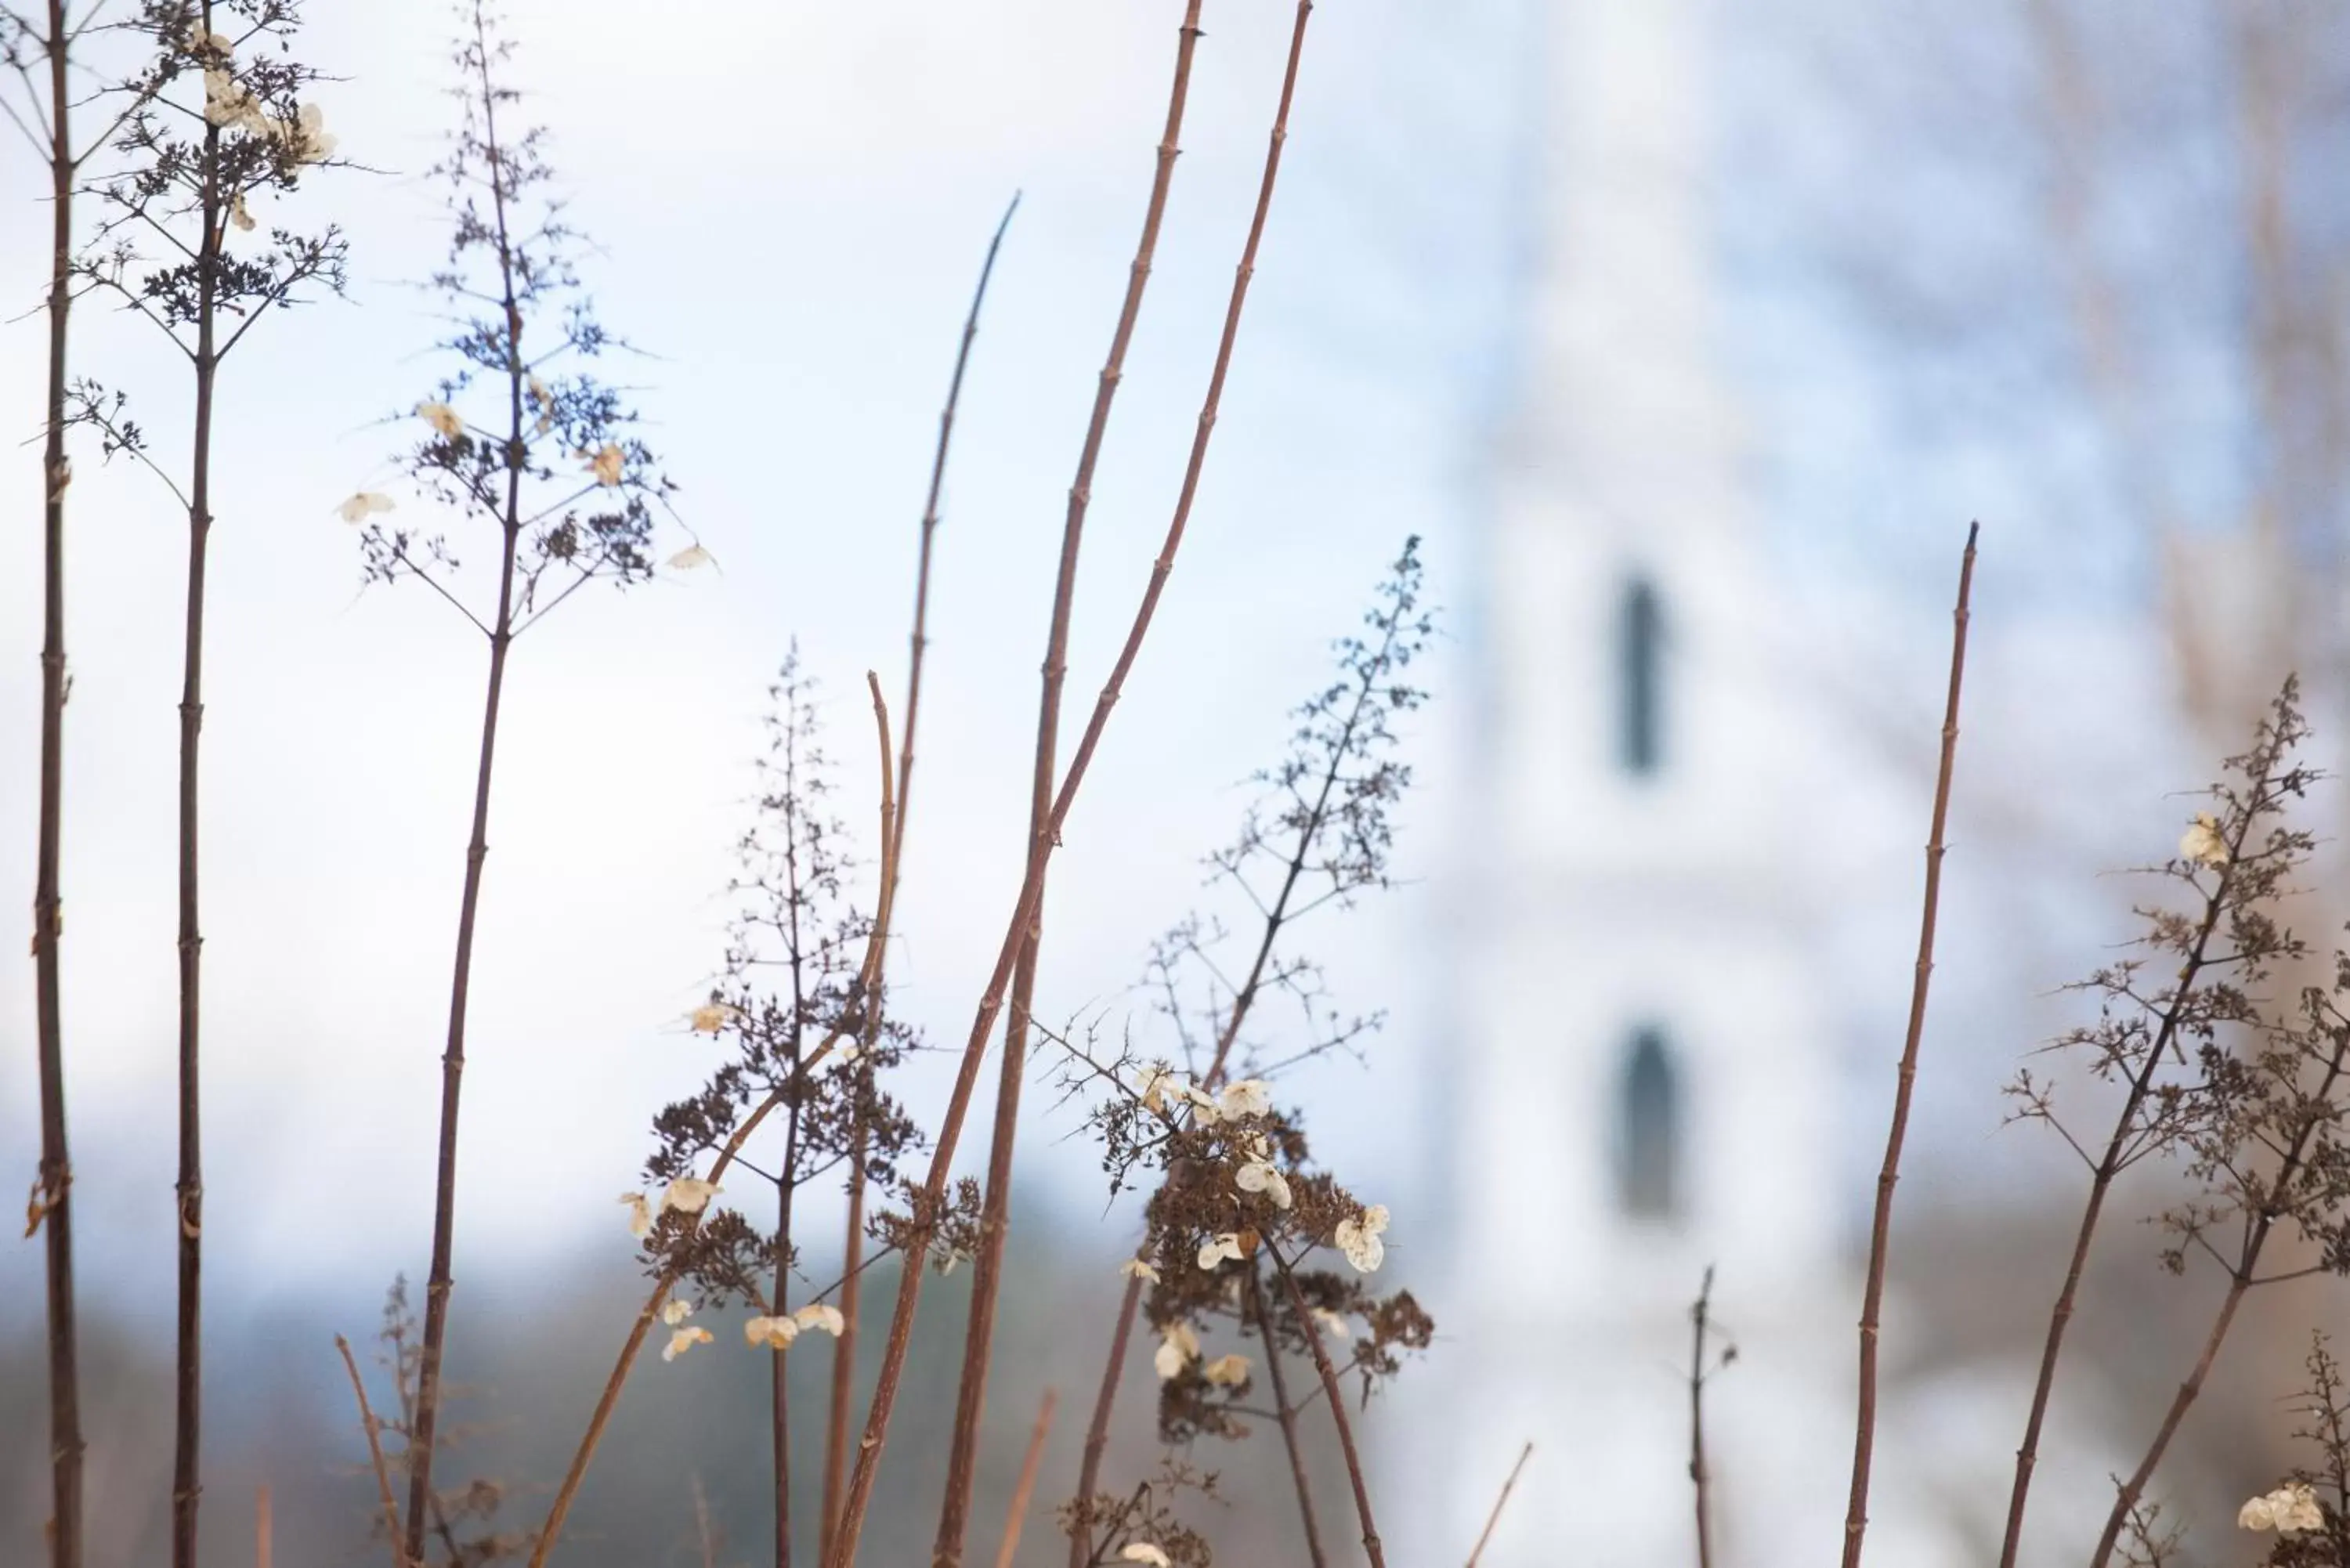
[1276,1253,1383,1568]
[31,6,84,1564]
[1463,1443,1532,1568]
[401,15,531,1554]
[932,16,1202,1555]
[254,1483,269,1568]
[820,197,1018,1562]
[828,2,1315,1558]
[1247,1264,1329,1568]
[336,1335,411,1568]
[774,1058,804,1568]
[2084,1027,2350,1568]
[1994,799,2264,1568]
[1689,1268,1717,1568]
[991,1387,1059,1568]
[1842,521,1979,1568]
[174,41,228,1566]
[529,677,900,1568]
[820,1128,864,1567]
[1065,1271,1145,1568]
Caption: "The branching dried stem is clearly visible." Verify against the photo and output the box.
[932,10,1200,1553]
[391,5,674,1554]
[826,3,1317,1562]
[335,1334,412,1568]
[2000,677,2316,1568]
[529,675,900,1568]
[67,14,347,1561]
[1062,537,1426,1564]
[2088,958,2350,1566]
[1842,520,1978,1568]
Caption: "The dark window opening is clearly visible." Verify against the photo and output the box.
[1614,1024,1682,1222]
[1618,576,1665,775]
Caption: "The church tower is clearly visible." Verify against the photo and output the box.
[1415,0,1857,1558]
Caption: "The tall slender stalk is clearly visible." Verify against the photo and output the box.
[172,18,225,1559]
[32,7,82,1563]
[931,14,1203,1556]
[827,4,1317,1558]
[822,193,1019,1563]
[992,1388,1059,1568]
[1842,521,1978,1568]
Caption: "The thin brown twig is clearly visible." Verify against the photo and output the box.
[528,675,900,1568]
[335,1335,410,1568]
[1463,1443,1532,1568]
[932,14,1202,1553]
[254,1483,270,1568]
[828,2,1318,1559]
[1275,1249,1383,1568]
[992,1388,1059,1568]
[1689,1266,1719,1568]
[824,194,1018,1565]
[1247,1263,1329,1568]
[1842,520,1979,1568]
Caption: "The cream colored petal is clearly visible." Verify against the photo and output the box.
[2180,813,2229,869]
[1119,1545,1171,1566]
[793,1302,847,1337]
[663,1176,721,1215]
[660,1298,693,1327]
[1220,1078,1272,1118]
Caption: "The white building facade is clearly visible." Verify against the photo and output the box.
[1406,0,1867,1559]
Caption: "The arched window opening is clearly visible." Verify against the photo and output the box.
[1614,1024,1683,1222]
[1618,576,1665,776]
